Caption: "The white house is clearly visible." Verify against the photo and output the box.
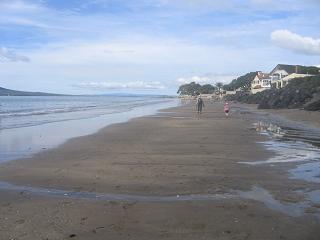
[270,64,299,78]
[268,64,318,89]
[278,73,314,88]
[251,71,272,94]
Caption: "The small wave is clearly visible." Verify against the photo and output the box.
[0,99,172,130]
[0,99,168,118]
[0,105,105,118]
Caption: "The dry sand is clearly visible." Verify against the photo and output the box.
[0,101,319,240]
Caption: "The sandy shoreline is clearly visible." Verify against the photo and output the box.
[0,101,319,239]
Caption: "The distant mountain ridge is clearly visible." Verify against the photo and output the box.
[0,87,62,96]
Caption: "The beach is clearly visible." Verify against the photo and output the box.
[0,101,320,239]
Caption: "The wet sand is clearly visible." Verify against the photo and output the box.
[0,102,319,239]
[239,103,320,128]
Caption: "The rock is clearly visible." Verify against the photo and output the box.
[304,92,320,111]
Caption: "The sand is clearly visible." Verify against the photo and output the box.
[0,101,319,240]
[239,103,320,128]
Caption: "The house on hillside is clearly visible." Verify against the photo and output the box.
[278,73,314,88]
[270,64,317,88]
[270,64,300,79]
[251,71,272,94]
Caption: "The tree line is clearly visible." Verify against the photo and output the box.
[177,82,223,96]
[176,73,256,96]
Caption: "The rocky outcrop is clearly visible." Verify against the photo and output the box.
[304,92,320,111]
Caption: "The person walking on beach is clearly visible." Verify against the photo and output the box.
[196,97,205,114]
[224,102,230,117]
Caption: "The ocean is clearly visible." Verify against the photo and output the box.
[0,95,179,162]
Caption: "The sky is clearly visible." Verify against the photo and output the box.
[0,0,320,95]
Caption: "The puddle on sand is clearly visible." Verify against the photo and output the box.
[239,120,320,220]
[307,190,320,204]
[0,181,319,220]
[240,140,320,165]
[252,121,320,148]
[237,186,314,218]
[240,121,320,182]
[290,162,320,183]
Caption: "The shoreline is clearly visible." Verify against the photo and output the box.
[0,101,320,239]
[1,102,318,193]
[0,98,179,162]
[0,102,319,195]
[0,102,273,195]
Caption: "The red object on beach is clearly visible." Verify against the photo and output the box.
[224,102,230,113]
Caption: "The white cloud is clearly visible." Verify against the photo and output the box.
[74,81,165,90]
[27,37,230,66]
[202,29,256,38]
[250,0,288,8]
[84,0,235,10]
[248,0,320,11]
[0,16,50,28]
[0,1,76,30]
[271,30,320,55]
[0,47,30,62]
[0,0,43,13]
[177,74,236,85]
[157,0,235,9]
[177,75,212,84]
[85,0,320,12]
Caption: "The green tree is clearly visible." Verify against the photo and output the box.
[215,82,223,92]
[177,82,202,96]
[299,66,320,75]
[177,82,216,95]
[223,72,256,91]
[200,84,215,94]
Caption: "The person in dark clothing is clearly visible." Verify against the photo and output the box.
[196,97,205,114]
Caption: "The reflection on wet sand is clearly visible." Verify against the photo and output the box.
[248,121,320,178]
[254,121,285,138]
[254,120,320,147]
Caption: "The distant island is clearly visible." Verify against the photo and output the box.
[0,87,63,96]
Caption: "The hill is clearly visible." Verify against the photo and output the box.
[0,87,62,96]
[223,72,257,91]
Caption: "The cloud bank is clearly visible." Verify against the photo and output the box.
[75,81,165,91]
[177,74,236,85]
[0,47,30,62]
[271,30,320,55]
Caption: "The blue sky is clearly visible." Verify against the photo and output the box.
[0,0,320,94]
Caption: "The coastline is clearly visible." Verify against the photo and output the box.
[0,101,319,239]
[0,102,273,195]
[0,97,179,162]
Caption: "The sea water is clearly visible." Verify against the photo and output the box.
[0,95,179,162]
